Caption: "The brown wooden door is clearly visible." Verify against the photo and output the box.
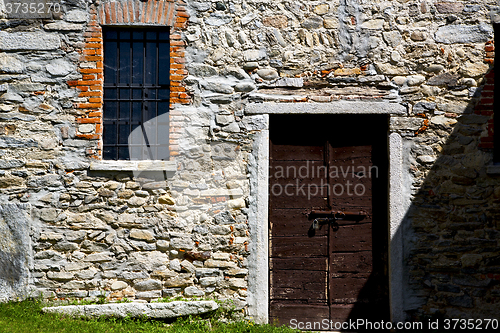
[269,115,389,329]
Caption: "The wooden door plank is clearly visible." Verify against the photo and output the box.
[330,145,372,159]
[330,223,372,252]
[270,145,324,161]
[329,195,372,209]
[269,161,330,186]
[270,302,330,328]
[330,252,373,273]
[270,188,329,208]
[331,176,376,188]
[271,236,328,257]
[329,304,357,323]
[271,270,328,302]
[270,210,328,237]
[271,287,326,301]
[272,270,327,287]
[329,276,370,303]
[271,257,328,271]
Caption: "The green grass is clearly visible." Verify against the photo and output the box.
[0,299,298,333]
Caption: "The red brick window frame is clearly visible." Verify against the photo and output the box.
[477,40,494,152]
[68,0,189,160]
[493,24,499,163]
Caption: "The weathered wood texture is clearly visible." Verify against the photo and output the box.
[269,115,389,329]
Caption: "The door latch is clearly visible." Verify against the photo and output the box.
[309,209,367,232]
[311,217,339,231]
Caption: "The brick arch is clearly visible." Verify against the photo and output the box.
[68,0,189,159]
[98,0,176,26]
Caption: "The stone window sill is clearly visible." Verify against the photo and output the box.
[89,160,177,172]
[486,164,500,175]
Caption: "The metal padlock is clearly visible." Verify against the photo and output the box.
[311,217,331,230]
[311,217,340,231]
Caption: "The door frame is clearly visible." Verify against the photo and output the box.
[245,102,408,324]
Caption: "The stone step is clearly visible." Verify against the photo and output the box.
[42,300,218,319]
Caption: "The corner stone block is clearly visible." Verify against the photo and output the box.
[134,279,162,291]
[434,24,493,44]
[204,259,237,268]
[0,32,60,51]
[0,54,24,74]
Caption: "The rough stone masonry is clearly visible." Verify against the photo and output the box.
[0,0,499,324]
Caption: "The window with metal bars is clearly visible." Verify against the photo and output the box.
[103,28,170,160]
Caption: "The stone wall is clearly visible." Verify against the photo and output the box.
[0,0,499,323]
[0,204,33,302]
[0,0,249,308]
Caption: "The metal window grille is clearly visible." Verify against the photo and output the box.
[103,28,170,160]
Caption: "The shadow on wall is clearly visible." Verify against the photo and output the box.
[349,67,500,324]
[399,68,500,321]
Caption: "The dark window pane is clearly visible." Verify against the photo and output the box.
[119,147,129,160]
[159,31,169,41]
[103,146,117,160]
[104,41,117,84]
[132,89,142,100]
[158,89,169,99]
[104,101,117,119]
[119,124,130,145]
[133,31,143,40]
[146,31,157,40]
[119,88,130,99]
[158,42,169,85]
[103,124,117,145]
[145,42,157,85]
[158,101,169,115]
[119,41,131,84]
[132,102,142,122]
[119,102,130,120]
[132,42,144,85]
[104,30,117,39]
[104,88,117,100]
[119,30,131,39]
